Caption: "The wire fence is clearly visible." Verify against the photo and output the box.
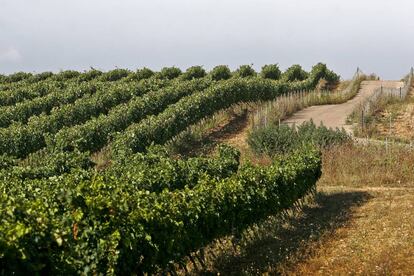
[353,67,414,140]
[362,68,413,116]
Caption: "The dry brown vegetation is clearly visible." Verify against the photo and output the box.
[354,84,414,142]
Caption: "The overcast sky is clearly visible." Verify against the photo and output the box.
[0,0,413,79]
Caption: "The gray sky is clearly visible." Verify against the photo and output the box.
[0,0,413,79]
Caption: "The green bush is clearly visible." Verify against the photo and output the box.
[282,64,309,81]
[77,69,103,82]
[260,64,281,80]
[4,72,33,83]
[156,67,182,80]
[136,67,154,80]
[235,65,257,78]
[27,72,54,83]
[0,154,18,170]
[309,63,340,84]
[181,66,206,80]
[248,121,350,157]
[209,65,232,81]
[100,69,131,82]
[52,70,81,81]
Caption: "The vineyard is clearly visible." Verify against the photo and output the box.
[0,64,340,274]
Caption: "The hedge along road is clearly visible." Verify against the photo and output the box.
[284,80,404,134]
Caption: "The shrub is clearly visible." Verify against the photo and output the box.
[5,72,33,83]
[28,72,54,83]
[282,64,309,81]
[52,70,81,81]
[248,121,350,157]
[260,64,281,80]
[136,67,154,80]
[100,69,131,82]
[181,66,206,80]
[77,69,103,82]
[235,65,257,78]
[209,65,232,81]
[156,67,182,80]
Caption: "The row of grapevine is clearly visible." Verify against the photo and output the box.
[0,145,321,274]
[4,64,316,157]
[0,63,303,103]
[104,144,240,192]
[111,63,338,154]
[0,150,93,180]
[48,79,213,154]
[0,78,174,157]
[0,81,70,107]
[0,81,103,128]
[0,68,167,106]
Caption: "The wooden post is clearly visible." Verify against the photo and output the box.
[361,109,364,131]
[389,115,392,136]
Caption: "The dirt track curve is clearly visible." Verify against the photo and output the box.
[284,80,404,133]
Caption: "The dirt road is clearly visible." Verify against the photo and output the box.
[284,80,404,133]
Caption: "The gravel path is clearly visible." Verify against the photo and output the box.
[284,80,404,133]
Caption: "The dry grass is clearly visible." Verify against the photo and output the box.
[286,186,414,275]
[320,143,414,188]
[373,86,414,142]
[352,85,414,142]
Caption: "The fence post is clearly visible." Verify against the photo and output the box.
[389,115,392,136]
[361,109,364,131]
[385,138,388,153]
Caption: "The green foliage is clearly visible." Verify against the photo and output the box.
[157,67,182,80]
[4,72,33,83]
[0,81,99,128]
[309,63,340,84]
[0,78,173,158]
[0,81,65,107]
[260,64,281,80]
[27,72,54,83]
[0,74,6,83]
[112,66,334,154]
[0,64,338,274]
[1,150,94,180]
[181,66,206,80]
[248,121,350,157]
[106,144,240,192]
[0,145,321,274]
[135,67,154,80]
[0,154,18,170]
[282,64,309,82]
[100,69,131,82]
[209,65,232,81]
[77,69,103,82]
[50,78,211,153]
[51,70,81,81]
[235,64,257,78]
